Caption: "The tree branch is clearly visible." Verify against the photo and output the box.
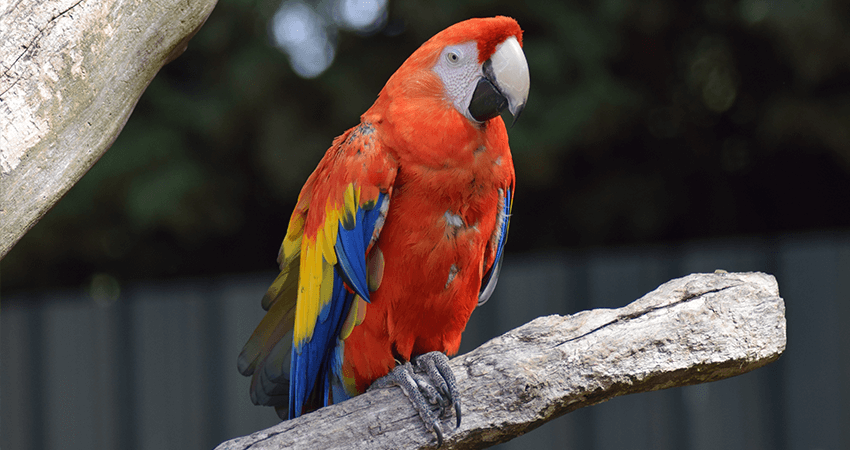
[0,0,218,259]
[216,271,787,450]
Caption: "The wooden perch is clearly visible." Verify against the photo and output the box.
[216,271,787,450]
[0,0,218,259]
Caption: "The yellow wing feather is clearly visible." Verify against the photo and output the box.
[293,194,349,348]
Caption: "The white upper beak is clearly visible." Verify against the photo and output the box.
[489,36,530,119]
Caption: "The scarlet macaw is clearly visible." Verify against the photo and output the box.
[237,16,529,444]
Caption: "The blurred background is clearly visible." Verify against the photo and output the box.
[2,0,849,449]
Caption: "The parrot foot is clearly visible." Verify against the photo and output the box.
[368,351,460,447]
[414,351,462,427]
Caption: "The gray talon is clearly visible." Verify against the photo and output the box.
[433,420,444,447]
[369,351,460,446]
[414,351,461,429]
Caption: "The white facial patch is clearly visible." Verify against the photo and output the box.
[432,41,482,122]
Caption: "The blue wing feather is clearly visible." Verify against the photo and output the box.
[334,233,369,302]
[288,192,387,418]
[479,188,511,305]
[289,274,353,417]
[334,193,387,302]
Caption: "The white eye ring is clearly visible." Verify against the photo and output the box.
[445,50,461,65]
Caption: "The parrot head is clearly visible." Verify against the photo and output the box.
[430,16,529,125]
[375,16,529,128]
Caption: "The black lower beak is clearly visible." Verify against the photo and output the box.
[468,76,508,123]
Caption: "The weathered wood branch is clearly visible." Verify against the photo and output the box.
[0,0,218,258]
[216,271,787,450]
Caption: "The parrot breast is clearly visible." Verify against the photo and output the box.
[340,116,514,394]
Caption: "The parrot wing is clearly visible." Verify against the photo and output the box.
[237,123,397,419]
[479,186,513,305]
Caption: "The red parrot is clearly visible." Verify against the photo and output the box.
[238,16,529,444]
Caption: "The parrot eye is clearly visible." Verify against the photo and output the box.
[445,50,461,65]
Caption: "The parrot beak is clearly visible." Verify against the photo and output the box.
[468,36,530,125]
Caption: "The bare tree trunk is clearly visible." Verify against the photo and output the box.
[0,0,218,258]
[216,271,786,450]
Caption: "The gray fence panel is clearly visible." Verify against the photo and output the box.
[132,285,206,450]
[779,236,848,450]
[42,301,117,450]
[2,304,38,450]
[216,275,283,440]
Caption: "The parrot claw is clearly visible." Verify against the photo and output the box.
[368,351,460,447]
[413,351,461,427]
